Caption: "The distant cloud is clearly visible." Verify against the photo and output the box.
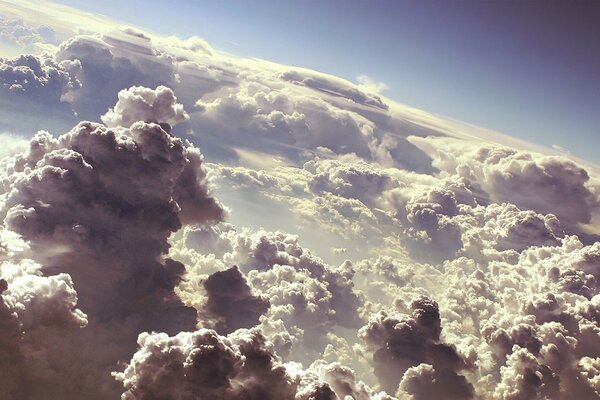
[0,15,58,54]
[356,75,388,95]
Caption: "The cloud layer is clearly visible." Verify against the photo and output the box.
[1,8,600,400]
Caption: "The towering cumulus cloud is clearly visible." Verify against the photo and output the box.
[2,8,600,399]
[0,87,224,398]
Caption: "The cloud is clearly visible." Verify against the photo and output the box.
[356,75,388,95]
[55,32,177,120]
[114,328,337,400]
[0,132,28,158]
[201,266,270,334]
[0,54,78,102]
[410,136,599,230]
[0,53,79,134]
[1,22,438,172]
[0,15,58,54]
[101,85,189,128]
[280,68,388,110]
[359,296,472,396]
[0,88,224,398]
[306,158,399,207]
[313,362,395,400]
[171,224,363,364]
[397,363,474,400]
[2,5,600,399]
[0,278,24,400]
[0,230,88,399]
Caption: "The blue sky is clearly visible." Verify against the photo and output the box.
[56,0,600,162]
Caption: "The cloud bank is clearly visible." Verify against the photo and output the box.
[1,4,600,399]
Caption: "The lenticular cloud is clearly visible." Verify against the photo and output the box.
[1,21,600,400]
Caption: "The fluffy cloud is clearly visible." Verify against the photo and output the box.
[55,31,177,120]
[0,88,224,398]
[0,230,88,399]
[0,278,23,400]
[171,224,363,364]
[0,15,57,53]
[0,54,79,133]
[101,85,189,128]
[192,142,600,398]
[115,328,337,400]
[201,266,270,334]
[411,136,599,230]
[313,362,395,400]
[359,297,473,397]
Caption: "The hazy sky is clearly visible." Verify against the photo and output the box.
[53,0,600,163]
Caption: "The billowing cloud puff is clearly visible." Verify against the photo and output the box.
[312,362,395,400]
[396,180,565,263]
[202,266,270,334]
[306,158,399,207]
[397,363,474,400]
[115,328,337,400]
[194,79,394,164]
[411,136,599,230]
[55,32,177,120]
[0,278,22,400]
[359,297,473,397]
[101,85,189,128]
[0,54,74,99]
[171,224,363,364]
[0,230,88,399]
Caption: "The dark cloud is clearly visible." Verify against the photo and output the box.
[360,297,472,396]
[115,328,337,400]
[0,279,25,400]
[315,362,395,400]
[0,246,89,399]
[172,225,363,364]
[0,88,224,398]
[397,363,474,400]
[202,266,270,334]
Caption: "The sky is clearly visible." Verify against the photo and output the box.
[54,0,600,163]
